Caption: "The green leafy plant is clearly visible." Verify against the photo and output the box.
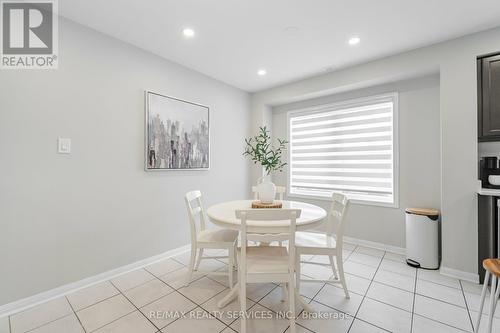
[243,126,288,175]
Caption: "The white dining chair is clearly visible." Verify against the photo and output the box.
[236,208,301,333]
[252,185,286,201]
[185,190,238,288]
[295,192,350,298]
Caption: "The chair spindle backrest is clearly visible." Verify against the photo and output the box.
[235,209,301,277]
[326,193,349,247]
[185,190,207,245]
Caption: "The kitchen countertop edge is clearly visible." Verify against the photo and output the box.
[478,187,500,196]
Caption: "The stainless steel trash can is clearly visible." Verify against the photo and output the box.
[405,208,440,269]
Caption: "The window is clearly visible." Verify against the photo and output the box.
[288,93,398,206]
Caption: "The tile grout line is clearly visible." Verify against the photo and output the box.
[294,281,329,332]
[301,253,372,333]
[346,259,382,269]
[16,297,84,333]
[280,320,316,333]
[119,282,177,310]
[343,247,356,262]
[67,292,120,313]
[414,292,475,311]
[417,277,464,290]
[295,323,315,333]
[308,288,402,333]
[269,248,350,333]
[21,313,76,333]
[362,293,414,314]
[108,280,162,331]
[194,283,260,330]
[60,259,197,333]
[82,271,186,311]
[151,259,229,291]
[284,279,329,333]
[371,267,466,298]
[88,308,136,333]
[147,262,206,289]
[222,326,238,333]
[168,256,190,267]
[226,287,280,329]
[369,263,471,333]
[65,295,87,333]
[409,271,474,332]
[113,269,158,291]
[302,245,369,331]
[227,284,280,327]
[409,266,418,333]
[311,294,363,314]
[116,275,160,293]
[150,292,200,332]
[7,265,184,328]
[342,267,390,282]
[459,279,475,331]
[197,294,247,331]
[234,254,323,333]
[67,274,157,312]
[369,277,415,294]
[351,246,386,258]
[143,263,187,281]
[353,318,392,332]
[172,249,228,270]
[78,292,137,333]
[347,249,386,333]
[411,313,471,333]
[258,294,311,333]
[143,258,236,331]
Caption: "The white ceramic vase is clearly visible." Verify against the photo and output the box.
[257,175,276,204]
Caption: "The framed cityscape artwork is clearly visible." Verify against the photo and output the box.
[145,91,209,170]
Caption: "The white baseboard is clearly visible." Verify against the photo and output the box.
[440,266,479,284]
[343,236,406,255]
[0,244,190,318]
[314,234,480,285]
[343,236,480,283]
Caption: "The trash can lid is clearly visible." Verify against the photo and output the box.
[405,207,439,217]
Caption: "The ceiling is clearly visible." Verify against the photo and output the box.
[60,0,500,92]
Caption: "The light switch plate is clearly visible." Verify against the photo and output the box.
[58,138,71,154]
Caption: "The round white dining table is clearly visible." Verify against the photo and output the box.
[206,199,327,311]
[207,200,327,233]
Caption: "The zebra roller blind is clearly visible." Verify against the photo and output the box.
[288,94,398,205]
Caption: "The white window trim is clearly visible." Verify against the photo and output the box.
[286,92,399,208]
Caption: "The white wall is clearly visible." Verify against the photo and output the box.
[271,75,441,247]
[0,18,250,306]
[251,26,500,276]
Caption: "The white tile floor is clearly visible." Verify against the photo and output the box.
[1,244,496,333]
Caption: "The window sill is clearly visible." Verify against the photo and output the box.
[287,192,399,209]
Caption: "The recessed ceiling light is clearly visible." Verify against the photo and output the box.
[348,36,360,45]
[257,69,267,76]
[182,28,195,38]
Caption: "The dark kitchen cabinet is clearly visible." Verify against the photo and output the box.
[479,54,500,141]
